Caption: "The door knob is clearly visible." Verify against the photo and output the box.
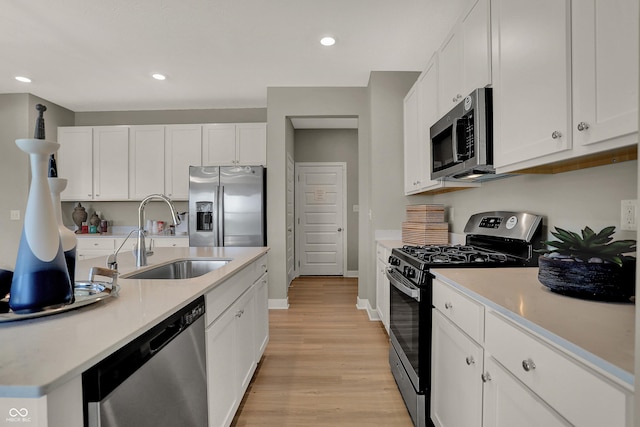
[577,122,590,131]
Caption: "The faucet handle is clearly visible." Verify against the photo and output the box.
[106,254,117,271]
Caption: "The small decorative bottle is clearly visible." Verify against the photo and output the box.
[9,105,73,313]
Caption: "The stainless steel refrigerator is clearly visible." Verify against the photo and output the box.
[188,165,266,247]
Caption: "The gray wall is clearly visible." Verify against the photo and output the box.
[410,161,637,243]
[294,129,359,272]
[267,87,371,302]
[74,108,266,126]
[0,94,74,270]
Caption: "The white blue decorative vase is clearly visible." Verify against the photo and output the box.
[9,139,73,313]
[49,177,77,300]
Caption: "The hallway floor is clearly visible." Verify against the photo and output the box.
[231,276,413,426]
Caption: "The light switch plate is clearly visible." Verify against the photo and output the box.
[621,200,637,231]
[10,210,20,221]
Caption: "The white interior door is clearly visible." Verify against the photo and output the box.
[286,153,295,285]
[296,163,346,276]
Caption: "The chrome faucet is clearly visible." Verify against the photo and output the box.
[106,228,138,271]
[135,194,181,267]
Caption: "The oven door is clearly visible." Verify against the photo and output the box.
[386,267,423,392]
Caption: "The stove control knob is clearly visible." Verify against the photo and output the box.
[389,256,400,266]
[404,266,416,279]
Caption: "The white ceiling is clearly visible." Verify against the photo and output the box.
[0,0,466,113]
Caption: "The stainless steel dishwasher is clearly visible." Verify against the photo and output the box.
[83,296,207,427]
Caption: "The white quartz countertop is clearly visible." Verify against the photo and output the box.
[0,246,269,398]
[432,268,634,386]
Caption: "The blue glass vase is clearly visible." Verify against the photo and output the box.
[10,139,73,313]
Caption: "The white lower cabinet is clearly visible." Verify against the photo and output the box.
[76,238,114,260]
[482,356,570,427]
[431,310,483,427]
[375,243,390,333]
[431,278,631,427]
[206,303,239,427]
[205,255,269,427]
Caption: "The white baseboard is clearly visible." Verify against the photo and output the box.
[344,270,358,278]
[268,298,289,309]
[356,297,381,321]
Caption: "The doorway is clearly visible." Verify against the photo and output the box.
[295,163,346,276]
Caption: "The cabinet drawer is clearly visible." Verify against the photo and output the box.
[432,279,484,343]
[485,311,628,427]
[77,238,115,251]
[152,237,189,248]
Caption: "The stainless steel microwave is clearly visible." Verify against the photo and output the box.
[430,88,493,180]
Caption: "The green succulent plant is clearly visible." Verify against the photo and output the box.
[538,226,636,267]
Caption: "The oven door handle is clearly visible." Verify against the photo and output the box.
[386,268,420,302]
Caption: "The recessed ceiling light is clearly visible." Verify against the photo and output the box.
[152,73,166,80]
[15,76,31,83]
[320,36,336,47]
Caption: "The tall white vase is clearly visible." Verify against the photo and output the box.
[10,139,73,313]
[49,177,77,297]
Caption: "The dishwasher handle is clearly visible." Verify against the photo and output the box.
[149,322,185,356]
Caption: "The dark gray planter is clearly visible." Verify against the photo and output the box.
[538,256,636,302]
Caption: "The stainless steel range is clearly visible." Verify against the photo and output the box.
[386,211,544,427]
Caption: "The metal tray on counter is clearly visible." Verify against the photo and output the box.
[0,267,119,323]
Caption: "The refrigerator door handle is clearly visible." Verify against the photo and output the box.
[218,185,224,247]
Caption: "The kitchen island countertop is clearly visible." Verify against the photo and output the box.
[432,267,634,387]
[0,246,268,398]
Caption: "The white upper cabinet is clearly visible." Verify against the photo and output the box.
[58,126,129,201]
[165,124,202,200]
[57,127,94,201]
[203,124,237,166]
[571,0,638,150]
[438,0,491,113]
[493,0,638,173]
[491,0,572,170]
[93,126,130,200]
[404,85,422,194]
[203,123,266,166]
[129,125,165,199]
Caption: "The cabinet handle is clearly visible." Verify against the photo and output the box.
[551,131,562,139]
[577,122,590,131]
[481,372,492,383]
[522,358,536,372]
[452,96,458,103]
[465,356,475,366]
[236,309,244,318]
[444,302,453,309]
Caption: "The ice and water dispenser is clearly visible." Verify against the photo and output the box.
[195,201,213,232]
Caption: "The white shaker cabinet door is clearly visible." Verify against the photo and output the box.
[438,27,463,113]
[403,85,422,194]
[93,126,129,200]
[203,124,237,166]
[57,127,94,201]
[236,123,266,166]
[491,0,572,170]
[129,125,165,199]
[431,310,483,427]
[572,0,638,149]
[165,124,202,199]
[482,357,571,427]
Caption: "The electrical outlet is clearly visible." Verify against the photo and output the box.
[10,210,20,221]
[621,200,637,231]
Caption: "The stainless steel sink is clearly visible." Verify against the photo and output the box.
[123,259,231,280]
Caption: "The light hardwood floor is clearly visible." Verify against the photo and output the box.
[231,276,413,426]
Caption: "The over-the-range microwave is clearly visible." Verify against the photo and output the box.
[430,87,494,181]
